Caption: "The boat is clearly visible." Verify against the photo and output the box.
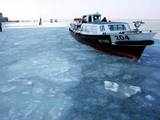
[69,13,155,60]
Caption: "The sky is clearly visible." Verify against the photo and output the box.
[0,0,159,20]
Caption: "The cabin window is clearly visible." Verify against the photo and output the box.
[108,25,126,31]
[93,15,101,22]
[100,25,105,31]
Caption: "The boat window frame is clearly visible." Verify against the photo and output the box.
[108,24,127,31]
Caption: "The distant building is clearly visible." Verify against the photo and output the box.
[0,12,8,22]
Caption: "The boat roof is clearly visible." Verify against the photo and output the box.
[74,18,82,21]
[82,13,101,17]
[86,21,129,25]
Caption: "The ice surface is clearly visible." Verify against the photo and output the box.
[0,22,160,120]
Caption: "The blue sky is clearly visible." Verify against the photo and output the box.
[0,0,159,20]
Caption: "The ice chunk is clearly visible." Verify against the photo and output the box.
[145,95,155,101]
[123,74,132,80]
[104,81,141,98]
[21,91,30,95]
[48,88,56,97]
[22,103,38,119]
[123,86,141,97]
[14,42,20,46]
[8,77,21,83]
[27,81,33,85]
[32,60,38,64]
[0,85,16,93]
[32,82,46,97]
[104,81,119,92]
[104,63,123,77]
[33,87,44,95]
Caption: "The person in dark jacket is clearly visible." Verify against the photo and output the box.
[101,17,107,22]
[39,18,42,26]
[0,22,2,32]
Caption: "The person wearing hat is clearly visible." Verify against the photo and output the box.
[0,22,2,32]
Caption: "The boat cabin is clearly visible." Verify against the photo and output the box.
[82,14,101,23]
[71,13,132,35]
[80,22,131,35]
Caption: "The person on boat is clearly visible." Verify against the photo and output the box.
[0,22,2,32]
[82,16,87,23]
[101,17,107,22]
[39,18,42,26]
[77,19,82,28]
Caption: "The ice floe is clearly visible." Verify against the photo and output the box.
[104,81,119,92]
[123,85,141,97]
[104,80,141,98]
[145,95,155,101]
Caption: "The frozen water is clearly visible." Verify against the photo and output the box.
[0,21,160,120]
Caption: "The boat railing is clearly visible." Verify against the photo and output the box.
[132,20,154,33]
